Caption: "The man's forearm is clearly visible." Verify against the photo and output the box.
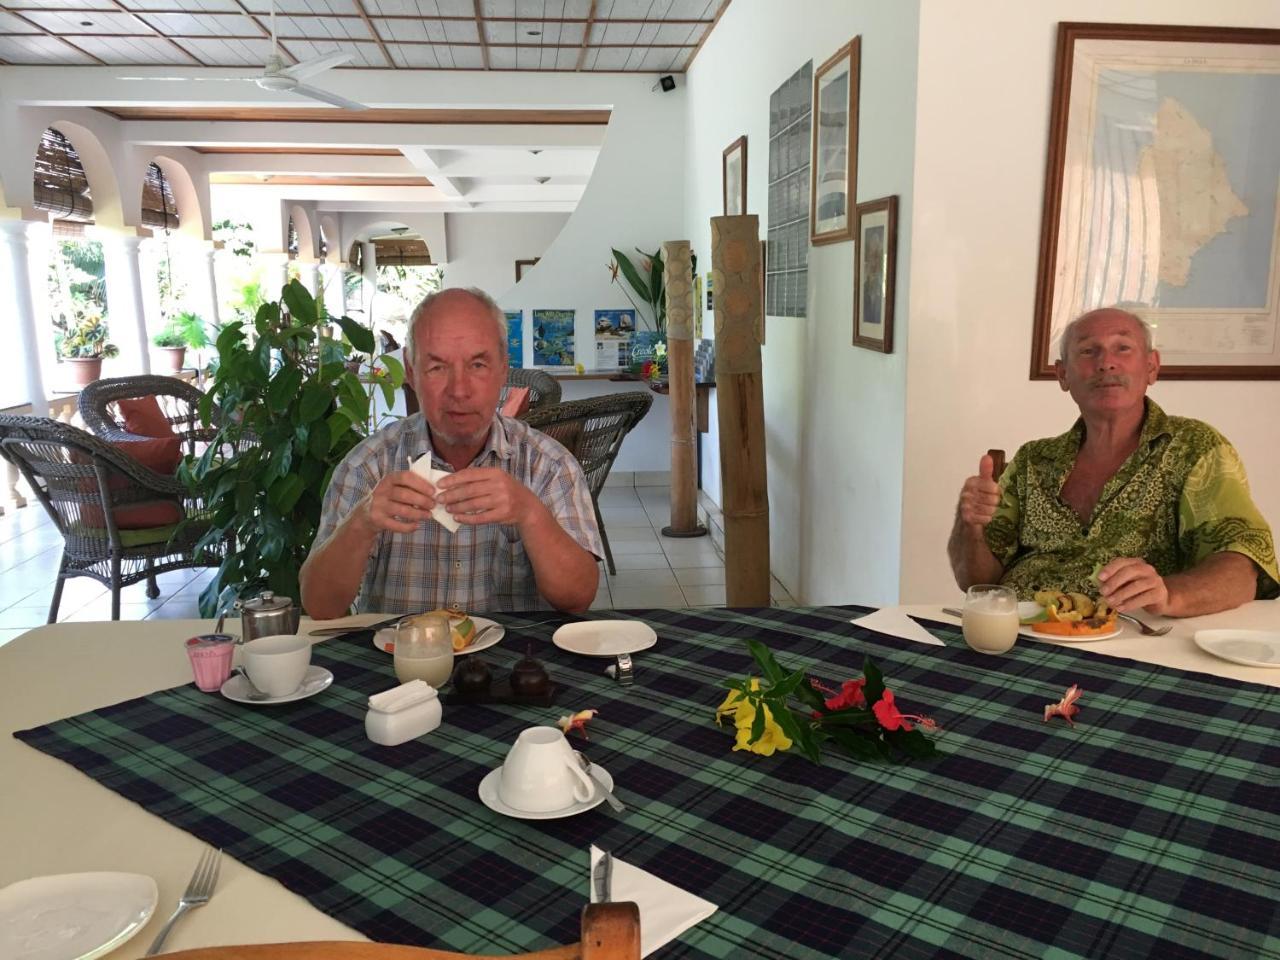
[300,504,377,619]
[948,516,1004,590]
[1161,551,1258,618]
[518,502,599,613]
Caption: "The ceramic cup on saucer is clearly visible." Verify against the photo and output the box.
[241,634,311,698]
[499,726,596,813]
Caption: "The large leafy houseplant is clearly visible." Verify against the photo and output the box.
[609,247,666,335]
[54,303,119,359]
[184,279,405,616]
[152,310,209,350]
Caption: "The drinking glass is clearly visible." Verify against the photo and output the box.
[394,614,454,687]
[962,584,1019,654]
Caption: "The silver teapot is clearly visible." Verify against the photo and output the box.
[235,590,302,644]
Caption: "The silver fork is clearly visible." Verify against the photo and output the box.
[1115,612,1172,636]
[146,847,221,956]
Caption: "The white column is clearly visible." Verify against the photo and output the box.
[24,221,60,390]
[0,218,52,418]
[296,259,319,302]
[194,240,222,328]
[321,261,344,320]
[338,262,352,317]
[138,237,165,342]
[361,241,377,320]
[259,251,289,303]
[99,232,151,375]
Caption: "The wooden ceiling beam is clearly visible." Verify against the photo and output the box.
[99,105,612,123]
[1,9,108,64]
[473,0,489,70]
[683,0,730,70]
[101,0,206,65]
[228,0,297,64]
[349,0,394,67]
[576,0,596,71]
[2,7,713,23]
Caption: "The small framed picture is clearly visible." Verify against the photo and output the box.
[810,37,860,244]
[515,258,539,282]
[722,136,747,216]
[852,195,897,353]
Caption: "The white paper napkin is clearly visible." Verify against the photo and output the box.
[589,845,717,957]
[849,607,945,647]
[408,453,461,533]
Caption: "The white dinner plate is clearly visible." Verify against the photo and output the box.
[0,872,158,960]
[1019,623,1122,644]
[552,620,657,657]
[372,616,504,657]
[1194,629,1280,668]
[220,665,333,705]
[477,765,613,820]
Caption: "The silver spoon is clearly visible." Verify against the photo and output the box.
[231,667,272,701]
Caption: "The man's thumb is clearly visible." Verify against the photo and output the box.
[978,454,994,481]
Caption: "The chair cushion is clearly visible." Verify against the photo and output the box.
[79,436,184,530]
[117,396,176,439]
[500,386,531,418]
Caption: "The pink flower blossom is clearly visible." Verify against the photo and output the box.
[872,689,914,731]
[824,678,867,711]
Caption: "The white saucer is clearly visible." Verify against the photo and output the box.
[1194,629,1280,668]
[220,665,333,705]
[478,764,614,820]
[0,872,157,960]
[552,620,657,657]
[373,615,504,656]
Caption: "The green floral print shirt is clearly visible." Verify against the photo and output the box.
[985,400,1279,601]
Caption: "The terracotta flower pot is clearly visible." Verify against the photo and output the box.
[162,346,186,373]
[66,357,103,388]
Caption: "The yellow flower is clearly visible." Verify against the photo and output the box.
[715,680,793,756]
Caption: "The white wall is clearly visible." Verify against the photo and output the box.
[900,0,1280,603]
[442,212,568,297]
[685,0,921,605]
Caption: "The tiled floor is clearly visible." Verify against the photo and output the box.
[0,483,796,649]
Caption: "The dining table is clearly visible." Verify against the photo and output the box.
[1,601,1277,959]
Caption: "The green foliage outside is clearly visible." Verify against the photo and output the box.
[152,311,209,349]
[184,279,405,616]
[53,302,118,359]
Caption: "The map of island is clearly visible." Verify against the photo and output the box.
[1141,97,1249,288]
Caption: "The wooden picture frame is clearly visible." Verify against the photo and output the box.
[515,258,539,282]
[852,196,897,353]
[1032,22,1280,380]
[722,136,747,216]
[810,37,860,245]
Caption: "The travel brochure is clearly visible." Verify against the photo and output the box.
[532,309,575,366]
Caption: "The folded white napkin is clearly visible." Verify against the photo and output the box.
[367,679,436,713]
[408,453,461,533]
[589,845,716,957]
[849,607,944,647]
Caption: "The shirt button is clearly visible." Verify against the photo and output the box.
[454,561,462,569]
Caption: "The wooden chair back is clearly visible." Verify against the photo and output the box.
[987,448,1006,482]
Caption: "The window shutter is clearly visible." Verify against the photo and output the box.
[34,127,95,223]
[140,162,180,231]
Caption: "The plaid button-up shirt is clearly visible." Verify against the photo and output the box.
[315,413,603,614]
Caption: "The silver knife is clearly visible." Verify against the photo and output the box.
[309,614,406,638]
[593,850,613,903]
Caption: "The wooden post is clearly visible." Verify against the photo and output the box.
[661,240,707,538]
[711,216,770,606]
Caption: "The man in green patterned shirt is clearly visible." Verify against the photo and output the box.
[948,308,1278,616]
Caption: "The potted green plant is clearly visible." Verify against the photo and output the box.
[184,279,405,616]
[152,311,208,373]
[54,302,119,387]
[609,247,667,372]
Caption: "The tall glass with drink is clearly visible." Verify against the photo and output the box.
[394,614,454,687]
[962,584,1019,654]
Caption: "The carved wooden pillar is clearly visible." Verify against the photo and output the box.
[711,216,770,606]
[661,240,706,538]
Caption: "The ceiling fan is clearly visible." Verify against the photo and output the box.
[119,0,368,111]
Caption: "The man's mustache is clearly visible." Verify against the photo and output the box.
[1090,374,1129,388]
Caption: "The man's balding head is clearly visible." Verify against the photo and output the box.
[407,287,508,366]
[1058,308,1152,362]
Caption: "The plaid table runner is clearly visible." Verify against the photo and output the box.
[15,606,1280,959]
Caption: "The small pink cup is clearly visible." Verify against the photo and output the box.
[186,634,236,692]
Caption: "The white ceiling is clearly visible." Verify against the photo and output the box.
[0,0,728,73]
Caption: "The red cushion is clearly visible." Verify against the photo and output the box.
[117,395,176,439]
[500,386,532,418]
[79,436,184,530]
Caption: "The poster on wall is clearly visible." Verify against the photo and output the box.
[767,60,812,319]
[504,310,523,368]
[532,309,576,366]
[594,308,635,369]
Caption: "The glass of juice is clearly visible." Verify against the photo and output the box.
[962,584,1019,654]
[394,614,454,687]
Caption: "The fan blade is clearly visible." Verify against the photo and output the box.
[292,83,368,111]
[118,75,253,82]
[284,51,351,81]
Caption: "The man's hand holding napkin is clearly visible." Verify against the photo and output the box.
[589,845,717,957]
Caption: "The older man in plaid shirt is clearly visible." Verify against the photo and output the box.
[301,288,602,617]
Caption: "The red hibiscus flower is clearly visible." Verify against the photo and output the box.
[824,678,866,711]
[872,689,914,732]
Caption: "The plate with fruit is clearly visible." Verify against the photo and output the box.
[1019,591,1122,643]
[373,611,504,656]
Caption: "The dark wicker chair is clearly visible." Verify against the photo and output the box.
[404,367,564,418]
[522,392,653,576]
[0,415,225,622]
[78,375,217,457]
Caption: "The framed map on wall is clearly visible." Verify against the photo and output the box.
[1033,22,1280,379]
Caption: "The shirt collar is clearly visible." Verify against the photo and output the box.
[416,413,513,469]
[1066,397,1170,450]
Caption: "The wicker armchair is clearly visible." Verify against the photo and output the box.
[523,392,653,575]
[78,375,217,457]
[0,415,225,622]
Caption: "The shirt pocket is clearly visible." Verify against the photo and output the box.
[492,525,529,599]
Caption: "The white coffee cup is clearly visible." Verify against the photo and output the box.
[498,726,595,813]
[241,634,311,698]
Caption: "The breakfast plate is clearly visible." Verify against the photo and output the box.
[373,615,504,656]
[0,872,158,960]
[552,620,657,657]
[477,765,614,820]
[1019,623,1122,644]
[1193,630,1280,668]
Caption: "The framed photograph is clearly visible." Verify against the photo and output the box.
[722,136,747,216]
[515,258,539,282]
[1032,22,1280,380]
[852,196,897,353]
[810,37,860,245]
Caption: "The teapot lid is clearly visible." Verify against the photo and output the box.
[243,590,293,613]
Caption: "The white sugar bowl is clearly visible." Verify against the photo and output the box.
[365,680,442,746]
